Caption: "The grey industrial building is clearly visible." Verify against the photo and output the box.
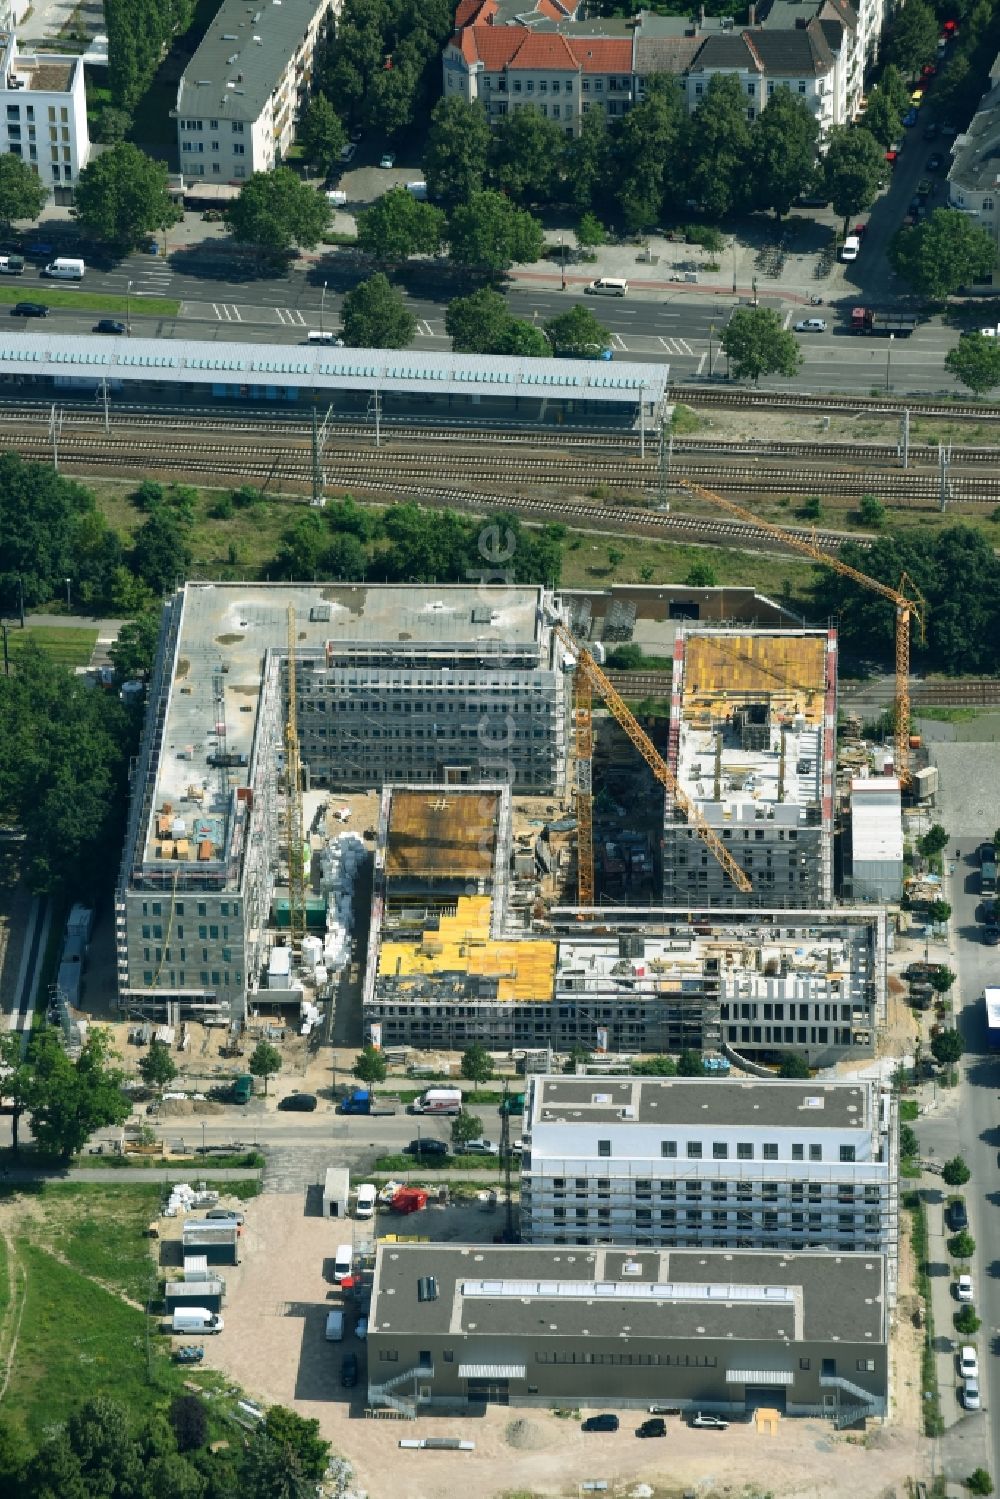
[117,583,566,1023]
[662,627,837,908]
[520,1076,899,1302]
[367,1242,888,1426]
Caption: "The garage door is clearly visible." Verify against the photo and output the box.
[744,1386,787,1414]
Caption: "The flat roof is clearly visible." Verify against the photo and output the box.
[0,334,669,406]
[371,1243,886,1346]
[531,1076,874,1130]
[178,0,331,123]
[139,583,544,876]
[377,895,556,1003]
[385,789,499,883]
[851,779,903,862]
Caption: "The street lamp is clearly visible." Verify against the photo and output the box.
[320,280,327,335]
[708,321,716,377]
[126,279,132,337]
[64,577,71,611]
[560,235,566,291]
[886,332,894,392]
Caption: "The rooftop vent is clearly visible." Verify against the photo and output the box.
[417,1276,438,1302]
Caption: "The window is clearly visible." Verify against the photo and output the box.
[712,1142,728,1160]
[840,1145,856,1163]
[810,1145,822,1162]
[597,1139,611,1158]
[210,119,219,130]
[232,121,245,133]
[686,1141,702,1159]
[799,1357,810,1371]
[737,1142,753,1160]
[792,1143,804,1161]
[762,1144,778,1161]
[233,143,245,156]
[661,1140,677,1158]
[235,165,245,177]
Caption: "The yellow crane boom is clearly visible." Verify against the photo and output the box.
[285,604,305,955]
[552,620,752,898]
[677,479,924,786]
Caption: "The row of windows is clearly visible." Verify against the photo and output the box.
[535,1350,716,1366]
[728,1026,855,1048]
[141,924,231,940]
[181,119,245,133]
[143,947,234,964]
[587,1140,860,1163]
[183,141,246,156]
[305,697,549,713]
[541,1179,880,1200]
[547,1208,879,1228]
[6,105,70,123]
[141,970,239,987]
[546,1236,883,1253]
[185,163,247,177]
[721,1003,855,1022]
[141,901,237,917]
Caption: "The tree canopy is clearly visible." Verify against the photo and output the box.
[446,190,544,272]
[297,93,347,177]
[720,306,801,383]
[683,74,751,220]
[890,209,997,299]
[225,169,330,257]
[248,1040,282,1095]
[73,144,181,252]
[887,0,939,77]
[340,272,416,348]
[22,1028,131,1160]
[423,97,490,210]
[445,287,548,357]
[488,105,566,206]
[543,304,611,358]
[356,188,445,261]
[105,0,196,111]
[0,152,47,227]
[748,91,821,219]
[822,126,886,230]
[946,333,1000,395]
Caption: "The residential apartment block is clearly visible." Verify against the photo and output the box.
[661,627,837,908]
[520,1076,898,1299]
[0,30,89,197]
[948,49,1000,253]
[367,1241,888,1424]
[118,583,566,1023]
[443,0,884,137]
[175,0,336,182]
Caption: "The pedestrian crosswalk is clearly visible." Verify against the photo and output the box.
[275,307,306,326]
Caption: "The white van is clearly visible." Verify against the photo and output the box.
[171,1308,224,1334]
[306,330,342,345]
[406,180,428,201]
[585,277,628,297]
[42,257,85,280]
[333,1243,354,1283]
[325,189,347,206]
[840,235,861,263]
[355,1183,377,1219]
[325,1309,345,1341]
[0,255,24,275]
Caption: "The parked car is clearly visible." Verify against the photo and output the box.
[341,1352,359,1388]
[689,1413,729,1429]
[956,1275,974,1303]
[903,108,920,127]
[963,1377,981,1410]
[462,1139,499,1156]
[354,1316,368,1341]
[403,1138,448,1156]
[205,1208,245,1223]
[927,152,945,170]
[582,1414,619,1432]
[173,1345,205,1364]
[959,1346,979,1380]
[338,143,357,164]
[636,1418,666,1438]
[278,1092,317,1112]
[924,122,940,140]
[379,152,396,168]
[94,318,126,335]
[11,301,47,317]
[794,318,827,332]
[947,1199,969,1232]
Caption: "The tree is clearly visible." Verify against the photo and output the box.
[105,0,197,111]
[138,1038,177,1093]
[930,962,955,989]
[946,333,1000,396]
[891,209,997,300]
[25,1028,131,1161]
[110,611,161,682]
[356,188,445,261]
[494,318,551,358]
[169,1395,208,1455]
[297,94,347,178]
[238,1428,316,1499]
[445,288,547,356]
[631,1055,678,1076]
[0,1033,33,1156]
[0,153,47,228]
[968,1469,995,1497]
[460,1043,494,1087]
[226,168,330,258]
[858,494,886,527]
[778,1052,811,1078]
[352,1044,387,1088]
[862,88,902,149]
[577,212,607,249]
[73,144,181,252]
[685,561,717,587]
[955,1304,981,1336]
[326,533,367,580]
[721,306,802,384]
[96,106,133,145]
[613,75,685,232]
[950,1230,976,1259]
[248,1040,282,1096]
[260,1408,329,1484]
[543,305,611,358]
[488,105,565,206]
[424,97,490,211]
[879,64,911,118]
[562,1045,590,1074]
[943,1156,972,1187]
[888,0,939,78]
[678,1048,705,1076]
[919,823,949,858]
[566,109,612,215]
[931,1029,964,1067]
[749,91,820,219]
[684,74,751,220]
[447,190,544,272]
[450,1110,485,1150]
[340,272,415,349]
[823,126,885,232]
[131,508,192,596]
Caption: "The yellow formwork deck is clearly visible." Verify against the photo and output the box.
[378,895,556,1002]
[681,633,826,725]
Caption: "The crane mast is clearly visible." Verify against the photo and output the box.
[285,605,306,957]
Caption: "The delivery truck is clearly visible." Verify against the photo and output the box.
[409,1087,463,1115]
[337,1088,397,1116]
[171,1308,224,1334]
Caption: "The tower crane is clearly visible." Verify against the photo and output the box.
[676,480,925,787]
[285,605,306,957]
[551,618,752,902]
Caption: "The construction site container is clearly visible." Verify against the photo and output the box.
[165,1279,224,1312]
[323,1166,350,1219]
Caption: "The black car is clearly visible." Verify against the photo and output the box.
[947,1199,969,1232]
[582,1414,619,1433]
[11,301,47,317]
[277,1092,317,1112]
[341,1352,359,1388]
[636,1418,666,1438]
[927,153,945,170]
[403,1138,448,1156]
[94,318,126,335]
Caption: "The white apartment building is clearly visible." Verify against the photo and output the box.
[0,30,90,198]
[948,51,1000,253]
[521,1075,899,1298]
[176,0,336,183]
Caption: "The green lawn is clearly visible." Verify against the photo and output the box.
[0,286,179,316]
[5,625,98,670]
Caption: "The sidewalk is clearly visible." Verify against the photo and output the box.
[0,1163,262,1184]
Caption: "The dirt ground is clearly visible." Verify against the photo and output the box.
[200,1193,929,1499]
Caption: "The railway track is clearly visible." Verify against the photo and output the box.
[609,670,1000,706]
